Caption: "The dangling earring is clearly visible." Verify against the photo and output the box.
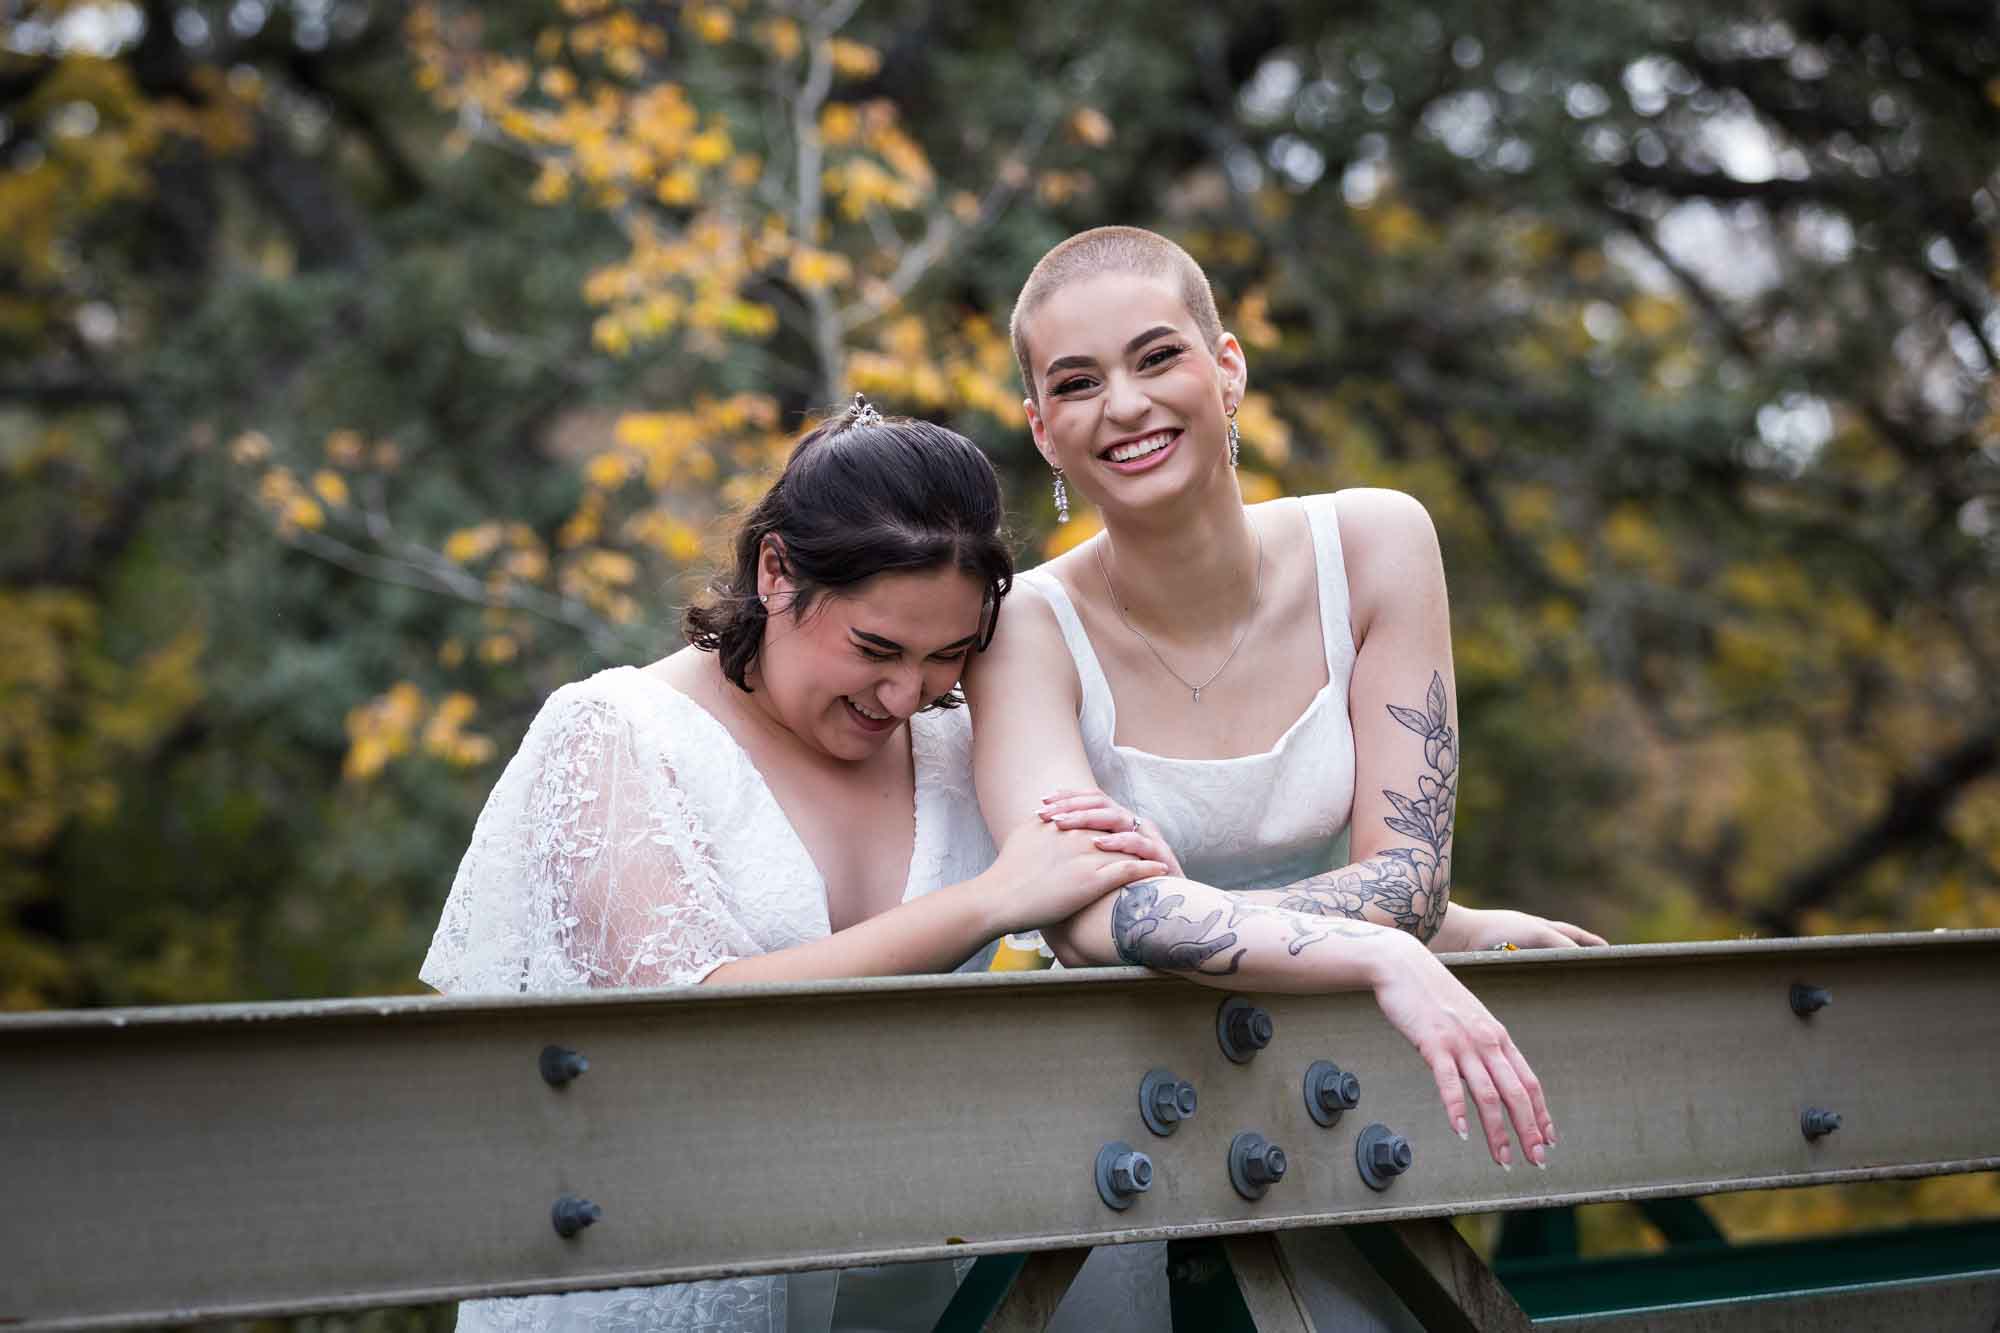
[1226,407,1242,469]
[1052,468,1070,523]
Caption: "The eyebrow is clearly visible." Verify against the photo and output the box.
[852,629,980,653]
[1041,324,1182,380]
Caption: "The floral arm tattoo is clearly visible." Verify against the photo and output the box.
[1267,671,1456,942]
[1118,672,1458,958]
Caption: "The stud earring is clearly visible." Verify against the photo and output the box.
[1226,407,1241,469]
[1052,468,1070,523]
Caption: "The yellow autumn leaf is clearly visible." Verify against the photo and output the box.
[311,470,349,507]
[688,125,731,167]
[656,167,699,205]
[1067,106,1114,147]
[443,524,503,565]
[322,429,365,466]
[790,247,853,291]
[828,38,881,79]
[820,103,859,145]
[755,17,801,61]
[584,451,634,488]
[687,5,733,43]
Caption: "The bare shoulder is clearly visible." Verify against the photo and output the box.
[1327,489,1445,633]
[962,566,1081,712]
[1331,488,1439,552]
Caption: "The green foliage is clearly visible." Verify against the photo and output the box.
[1,0,1995,999]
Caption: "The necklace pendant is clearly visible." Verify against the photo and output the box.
[1191,687,1202,704]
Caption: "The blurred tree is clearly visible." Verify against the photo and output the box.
[0,0,1993,1021]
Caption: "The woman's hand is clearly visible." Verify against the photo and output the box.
[1037,787,1186,879]
[981,816,1169,939]
[1367,929,1555,1169]
[1435,904,1607,952]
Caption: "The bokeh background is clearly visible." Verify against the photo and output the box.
[4,0,1997,1291]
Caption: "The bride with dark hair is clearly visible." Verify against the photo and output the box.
[421,397,1168,1333]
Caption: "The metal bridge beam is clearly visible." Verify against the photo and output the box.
[3,932,1997,1330]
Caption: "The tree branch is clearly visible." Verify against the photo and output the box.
[1751,721,2000,935]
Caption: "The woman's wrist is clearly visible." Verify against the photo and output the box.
[956,866,1016,943]
[1427,902,1474,953]
[1358,920,1427,987]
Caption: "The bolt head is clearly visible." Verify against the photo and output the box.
[1111,1151,1153,1195]
[1249,1011,1274,1046]
[1248,1143,1288,1184]
[1370,1135,1412,1174]
[1315,1068,1360,1111]
[1174,1083,1199,1117]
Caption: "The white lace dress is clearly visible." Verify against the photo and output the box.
[421,665,996,1333]
[1017,493,1360,1332]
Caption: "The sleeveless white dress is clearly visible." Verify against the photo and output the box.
[1017,493,1361,1331]
[421,665,997,1333]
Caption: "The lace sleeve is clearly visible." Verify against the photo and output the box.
[421,680,758,996]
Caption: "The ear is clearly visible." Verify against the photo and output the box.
[1214,331,1249,413]
[755,537,794,605]
[1024,395,1058,469]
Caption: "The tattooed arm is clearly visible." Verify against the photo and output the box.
[1042,872,1555,1170]
[1236,669,1456,940]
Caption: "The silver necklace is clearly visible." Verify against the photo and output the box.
[1095,528,1264,704]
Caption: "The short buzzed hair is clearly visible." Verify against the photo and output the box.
[1010,226,1223,402]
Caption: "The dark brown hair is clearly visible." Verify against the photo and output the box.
[683,401,1013,706]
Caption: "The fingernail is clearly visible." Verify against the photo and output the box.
[1455,1118,1469,1141]
[1499,1158,1512,1172]
[1532,1145,1547,1168]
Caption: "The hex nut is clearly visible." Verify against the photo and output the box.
[1304,1060,1361,1127]
[1355,1123,1414,1192]
[1228,1130,1287,1201]
[540,1045,590,1087]
[1096,1140,1154,1211]
[1139,1068,1199,1137]
[1217,996,1275,1064]
[551,1195,602,1238]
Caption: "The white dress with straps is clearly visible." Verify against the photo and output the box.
[421,665,995,1333]
[1016,492,1361,1332]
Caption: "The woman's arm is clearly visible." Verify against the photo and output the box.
[965,574,1550,1167]
[703,817,1167,984]
[1022,875,1553,1168]
[961,582,1133,961]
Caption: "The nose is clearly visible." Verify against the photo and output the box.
[880,662,924,717]
[1103,370,1151,424]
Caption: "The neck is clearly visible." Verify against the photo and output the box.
[1095,483,1259,635]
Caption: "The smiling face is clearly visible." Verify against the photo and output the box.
[750,553,988,763]
[1019,271,1246,514]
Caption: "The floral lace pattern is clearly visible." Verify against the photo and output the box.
[1020,493,1358,895]
[421,667,994,1331]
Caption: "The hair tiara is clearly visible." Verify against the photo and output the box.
[848,391,884,428]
